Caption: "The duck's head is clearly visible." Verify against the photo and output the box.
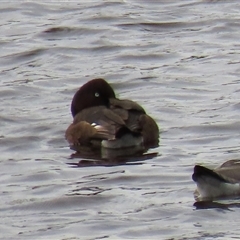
[71,78,116,117]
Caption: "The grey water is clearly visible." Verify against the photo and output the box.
[1,1,240,239]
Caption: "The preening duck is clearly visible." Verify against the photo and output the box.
[65,78,159,149]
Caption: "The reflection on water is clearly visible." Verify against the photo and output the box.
[194,198,240,210]
[68,142,159,167]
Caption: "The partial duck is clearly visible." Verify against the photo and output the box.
[192,159,240,200]
[65,78,159,150]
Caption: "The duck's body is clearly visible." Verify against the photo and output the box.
[192,160,240,200]
[65,78,159,149]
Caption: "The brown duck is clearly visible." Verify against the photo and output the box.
[65,78,159,149]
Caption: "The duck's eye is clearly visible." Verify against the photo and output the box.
[95,92,100,97]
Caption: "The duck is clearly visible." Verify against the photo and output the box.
[192,159,240,200]
[65,78,159,150]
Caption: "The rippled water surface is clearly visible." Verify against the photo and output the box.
[1,1,240,239]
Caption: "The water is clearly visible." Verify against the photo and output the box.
[1,0,240,239]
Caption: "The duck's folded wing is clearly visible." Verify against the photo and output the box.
[71,102,156,141]
[219,159,240,168]
[215,167,240,183]
[72,106,126,139]
[73,99,146,134]
[110,98,159,146]
[109,98,146,113]
[109,98,145,133]
[215,160,240,182]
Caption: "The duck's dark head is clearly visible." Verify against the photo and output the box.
[71,78,116,117]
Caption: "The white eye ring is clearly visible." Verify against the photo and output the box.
[95,92,100,97]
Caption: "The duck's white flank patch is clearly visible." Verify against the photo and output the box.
[196,176,240,199]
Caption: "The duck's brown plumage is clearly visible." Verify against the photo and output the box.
[71,78,115,117]
[65,78,159,148]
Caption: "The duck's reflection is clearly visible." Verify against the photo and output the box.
[194,198,240,210]
[67,145,158,167]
